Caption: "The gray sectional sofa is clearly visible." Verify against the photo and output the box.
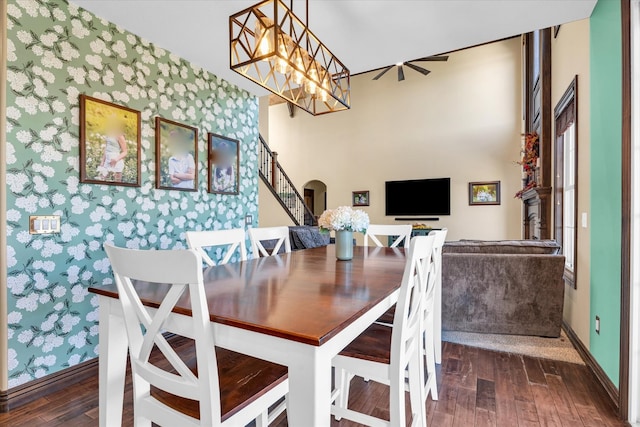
[442,240,565,337]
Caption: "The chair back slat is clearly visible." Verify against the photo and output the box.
[104,244,221,424]
[391,235,436,372]
[365,224,412,248]
[248,226,292,258]
[186,229,247,267]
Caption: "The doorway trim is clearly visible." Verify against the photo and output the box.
[626,0,639,423]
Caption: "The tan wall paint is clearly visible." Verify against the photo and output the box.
[259,96,269,143]
[1,0,8,391]
[551,19,591,347]
[264,38,523,243]
[258,180,296,227]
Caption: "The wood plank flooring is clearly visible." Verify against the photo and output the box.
[0,341,625,426]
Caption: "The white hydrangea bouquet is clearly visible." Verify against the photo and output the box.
[318,206,370,233]
[319,206,369,260]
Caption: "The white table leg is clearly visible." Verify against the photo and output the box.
[98,297,129,427]
[286,348,333,427]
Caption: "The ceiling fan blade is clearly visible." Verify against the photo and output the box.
[397,65,405,81]
[404,62,431,76]
[373,66,393,80]
[413,55,449,62]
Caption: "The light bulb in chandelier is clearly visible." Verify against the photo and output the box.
[293,52,305,85]
[254,16,274,57]
[305,68,318,95]
[275,40,291,74]
[319,76,331,101]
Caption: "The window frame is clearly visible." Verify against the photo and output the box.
[553,76,579,288]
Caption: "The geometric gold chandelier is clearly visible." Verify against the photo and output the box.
[230,0,351,116]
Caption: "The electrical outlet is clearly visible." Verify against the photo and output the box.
[595,316,600,334]
[245,214,253,225]
[29,215,61,234]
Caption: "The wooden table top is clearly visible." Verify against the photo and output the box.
[89,245,406,346]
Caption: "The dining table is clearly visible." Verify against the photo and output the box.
[89,245,407,427]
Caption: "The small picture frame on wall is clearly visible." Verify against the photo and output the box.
[155,117,198,191]
[79,95,141,187]
[208,133,240,195]
[352,190,370,207]
[469,181,501,206]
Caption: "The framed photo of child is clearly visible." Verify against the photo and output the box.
[352,190,370,207]
[155,117,198,191]
[79,95,141,187]
[208,133,240,195]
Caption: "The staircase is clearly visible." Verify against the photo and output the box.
[258,135,317,226]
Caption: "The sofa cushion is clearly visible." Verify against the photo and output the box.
[289,226,330,250]
[443,239,560,255]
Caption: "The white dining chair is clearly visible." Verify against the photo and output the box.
[376,228,447,402]
[248,226,292,258]
[431,228,448,365]
[185,229,247,267]
[331,235,436,427]
[364,224,412,248]
[103,243,288,427]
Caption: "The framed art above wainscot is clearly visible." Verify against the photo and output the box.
[352,190,370,207]
[79,95,141,187]
[469,181,501,206]
[208,133,240,195]
[155,117,198,191]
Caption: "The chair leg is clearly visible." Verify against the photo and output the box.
[389,365,408,427]
[333,368,351,420]
[408,348,427,427]
[434,276,443,365]
[255,411,268,427]
[424,331,439,401]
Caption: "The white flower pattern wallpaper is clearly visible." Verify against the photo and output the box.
[5,0,259,387]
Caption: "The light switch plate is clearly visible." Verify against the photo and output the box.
[245,214,253,225]
[581,212,588,228]
[29,215,61,234]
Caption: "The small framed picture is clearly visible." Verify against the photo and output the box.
[352,190,370,207]
[155,117,198,191]
[208,133,240,195]
[79,95,141,186]
[469,181,501,206]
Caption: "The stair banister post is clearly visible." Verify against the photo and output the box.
[271,151,278,190]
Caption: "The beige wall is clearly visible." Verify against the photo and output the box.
[258,180,296,227]
[262,38,523,243]
[551,19,591,347]
[259,96,270,143]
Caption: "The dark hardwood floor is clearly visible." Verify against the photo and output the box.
[0,341,625,426]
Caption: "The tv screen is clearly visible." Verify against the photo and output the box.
[385,178,451,216]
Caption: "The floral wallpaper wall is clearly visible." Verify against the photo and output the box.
[5,0,259,387]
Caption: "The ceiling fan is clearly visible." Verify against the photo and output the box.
[372,55,449,81]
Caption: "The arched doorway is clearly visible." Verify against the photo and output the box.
[303,180,327,223]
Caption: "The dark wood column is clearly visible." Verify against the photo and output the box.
[523,28,552,239]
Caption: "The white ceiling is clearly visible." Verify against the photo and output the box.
[71,0,596,96]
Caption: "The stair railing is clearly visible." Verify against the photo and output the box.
[258,135,317,226]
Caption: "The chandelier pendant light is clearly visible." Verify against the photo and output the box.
[230,0,350,116]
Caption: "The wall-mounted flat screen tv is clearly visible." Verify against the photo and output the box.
[385,178,451,216]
